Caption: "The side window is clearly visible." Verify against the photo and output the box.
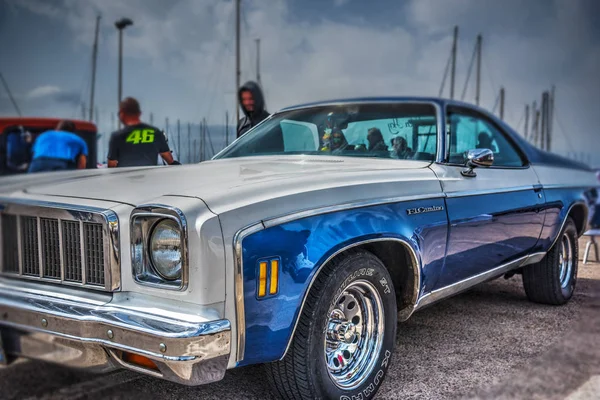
[280,120,319,152]
[447,111,525,167]
[417,124,436,154]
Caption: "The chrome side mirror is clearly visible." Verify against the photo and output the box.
[461,148,494,177]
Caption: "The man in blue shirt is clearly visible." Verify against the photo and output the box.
[28,120,88,173]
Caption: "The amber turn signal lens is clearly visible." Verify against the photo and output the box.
[258,261,268,297]
[122,352,159,371]
[269,259,279,295]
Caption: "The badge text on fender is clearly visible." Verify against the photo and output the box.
[406,205,444,215]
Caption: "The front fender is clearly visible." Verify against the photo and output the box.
[236,197,447,366]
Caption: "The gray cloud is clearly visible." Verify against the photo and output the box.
[52,90,81,106]
[3,0,600,164]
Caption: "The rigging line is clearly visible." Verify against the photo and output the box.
[515,109,525,131]
[197,6,234,113]
[553,111,576,153]
[483,55,498,98]
[202,42,227,120]
[460,40,478,101]
[199,7,234,121]
[491,91,500,113]
[205,29,234,121]
[206,46,229,121]
[438,49,452,97]
[458,40,470,71]
[241,5,254,82]
[505,102,515,124]
[74,54,92,118]
[0,72,22,116]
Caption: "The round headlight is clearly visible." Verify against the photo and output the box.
[149,219,182,280]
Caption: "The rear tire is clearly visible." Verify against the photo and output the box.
[265,249,397,400]
[523,217,578,305]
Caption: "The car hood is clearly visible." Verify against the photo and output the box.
[0,156,433,213]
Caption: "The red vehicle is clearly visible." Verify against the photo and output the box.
[0,117,98,175]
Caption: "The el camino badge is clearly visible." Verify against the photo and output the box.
[406,205,444,215]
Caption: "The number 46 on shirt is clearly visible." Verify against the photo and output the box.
[126,129,155,144]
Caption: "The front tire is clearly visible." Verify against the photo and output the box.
[523,217,578,305]
[265,250,397,400]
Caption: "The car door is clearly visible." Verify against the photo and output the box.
[430,106,545,289]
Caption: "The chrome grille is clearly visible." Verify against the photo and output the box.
[84,223,104,286]
[1,214,18,273]
[21,216,40,276]
[0,201,120,291]
[41,218,61,279]
[62,220,82,283]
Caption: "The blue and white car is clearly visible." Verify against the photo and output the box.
[0,98,597,399]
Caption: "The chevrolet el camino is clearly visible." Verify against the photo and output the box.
[0,98,597,400]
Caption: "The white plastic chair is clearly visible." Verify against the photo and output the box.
[583,229,600,264]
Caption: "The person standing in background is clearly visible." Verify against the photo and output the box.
[107,97,178,167]
[6,127,33,172]
[237,81,270,138]
[28,120,88,173]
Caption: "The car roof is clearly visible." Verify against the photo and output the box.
[278,96,491,113]
[278,96,445,112]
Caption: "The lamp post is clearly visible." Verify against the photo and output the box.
[115,17,133,127]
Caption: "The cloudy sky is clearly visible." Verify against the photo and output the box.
[0,0,599,164]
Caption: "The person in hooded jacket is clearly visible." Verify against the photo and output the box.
[237,81,270,138]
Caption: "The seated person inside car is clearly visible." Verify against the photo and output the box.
[320,128,349,152]
[476,131,497,152]
[366,127,388,152]
[391,136,413,159]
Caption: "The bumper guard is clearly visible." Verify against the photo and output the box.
[0,284,230,386]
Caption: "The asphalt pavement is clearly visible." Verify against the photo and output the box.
[1,240,599,400]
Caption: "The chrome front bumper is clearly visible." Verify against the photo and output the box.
[0,283,230,386]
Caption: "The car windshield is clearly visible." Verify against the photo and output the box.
[215,103,438,161]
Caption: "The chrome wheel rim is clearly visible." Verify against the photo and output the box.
[324,279,384,390]
[558,233,573,289]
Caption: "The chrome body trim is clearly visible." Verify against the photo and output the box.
[444,185,535,198]
[0,283,231,386]
[232,222,264,363]
[130,204,189,291]
[433,101,444,164]
[280,237,420,360]
[522,252,546,265]
[549,201,588,249]
[414,252,544,311]
[106,212,121,291]
[540,184,594,190]
[0,198,120,292]
[262,193,446,228]
[1,329,118,373]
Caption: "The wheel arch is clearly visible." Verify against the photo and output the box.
[279,237,421,360]
[568,201,588,237]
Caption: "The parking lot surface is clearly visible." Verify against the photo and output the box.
[1,242,599,400]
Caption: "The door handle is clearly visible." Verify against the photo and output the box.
[533,184,544,201]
